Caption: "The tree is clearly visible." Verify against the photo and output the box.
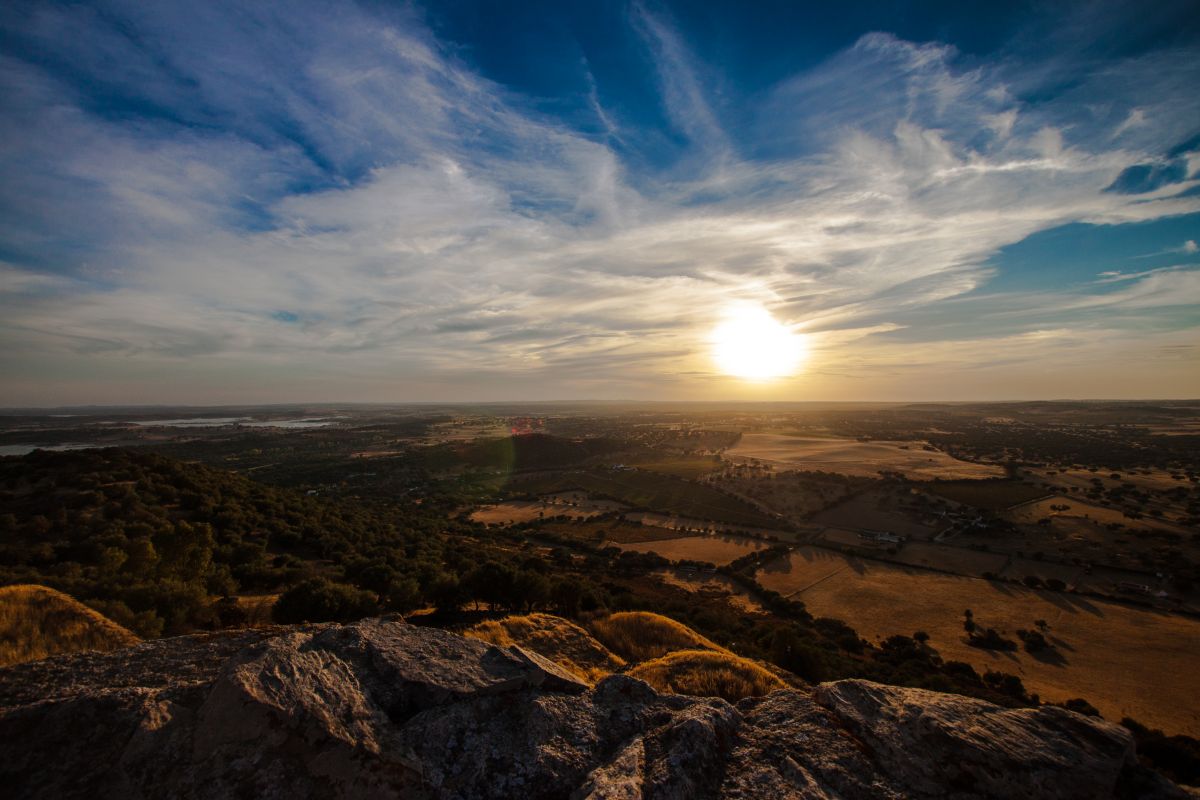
[384,577,422,614]
[272,578,378,623]
[465,561,516,611]
[512,569,550,612]
[549,576,583,616]
[428,573,467,613]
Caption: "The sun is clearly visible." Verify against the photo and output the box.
[710,304,807,380]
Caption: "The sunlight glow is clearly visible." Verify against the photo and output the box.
[710,304,807,380]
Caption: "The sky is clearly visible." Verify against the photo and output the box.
[1,0,1198,405]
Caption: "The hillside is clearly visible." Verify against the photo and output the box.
[465,612,789,702]
[464,613,625,683]
[589,610,729,662]
[0,448,459,635]
[0,616,1185,799]
[0,584,139,667]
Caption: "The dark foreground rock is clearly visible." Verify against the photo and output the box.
[0,616,1187,799]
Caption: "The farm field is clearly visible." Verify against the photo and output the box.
[655,569,765,613]
[811,489,939,538]
[625,457,722,479]
[510,468,784,529]
[1006,494,1184,535]
[470,498,615,526]
[606,533,769,565]
[886,542,1009,575]
[756,547,1200,736]
[922,479,1048,510]
[727,433,1003,480]
[624,511,785,540]
[705,467,865,522]
[533,520,655,545]
[1029,466,1194,496]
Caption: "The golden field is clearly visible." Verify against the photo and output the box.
[727,433,1003,480]
[757,547,1200,736]
[604,533,768,565]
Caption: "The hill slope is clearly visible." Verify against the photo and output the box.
[0,448,455,635]
[464,613,625,683]
[589,610,729,662]
[625,648,786,702]
[0,584,139,667]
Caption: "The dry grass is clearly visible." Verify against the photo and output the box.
[589,611,729,662]
[757,548,1200,737]
[0,584,140,667]
[625,457,721,480]
[625,649,785,702]
[604,534,768,566]
[728,433,1002,480]
[464,613,625,683]
[1008,494,1164,529]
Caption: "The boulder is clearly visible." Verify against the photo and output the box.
[0,616,1187,799]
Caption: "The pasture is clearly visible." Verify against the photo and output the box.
[626,456,723,479]
[470,498,614,526]
[1008,495,1152,528]
[922,479,1048,510]
[510,468,784,529]
[756,547,1200,737]
[607,533,769,565]
[727,433,1003,480]
[812,489,939,538]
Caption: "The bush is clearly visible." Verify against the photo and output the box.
[1016,629,1049,652]
[1062,698,1100,717]
[969,627,1018,651]
[1122,717,1200,786]
[272,578,378,623]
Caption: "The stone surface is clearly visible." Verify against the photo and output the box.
[0,616,1188,799]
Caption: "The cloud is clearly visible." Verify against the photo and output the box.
[1104,159,1190,194]
[0,1,1198,402]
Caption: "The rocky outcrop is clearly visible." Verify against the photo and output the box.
[0,615,1186,799]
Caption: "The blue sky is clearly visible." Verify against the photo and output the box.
[0,0,1198,403]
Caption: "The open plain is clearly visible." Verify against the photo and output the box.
[757,546,1200,736]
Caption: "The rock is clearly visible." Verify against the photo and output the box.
[812,680,1138,799]
[0,616,1188,799]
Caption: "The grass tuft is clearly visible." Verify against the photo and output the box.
[589,611,728,663]
[0,584,139,667]
[626,649,786,702]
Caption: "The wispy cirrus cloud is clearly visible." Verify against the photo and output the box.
[0,0,1198,404]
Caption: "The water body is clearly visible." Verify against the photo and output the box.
[0,443,98,456]
[240,417,342,429]
[131,417,249,427]
[129,416,341,429]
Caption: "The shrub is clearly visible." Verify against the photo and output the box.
[969,627,1018,651]
[1062,698,1100,717]
[272,578,378,623]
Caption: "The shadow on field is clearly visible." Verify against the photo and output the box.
[1029,646,1069,667]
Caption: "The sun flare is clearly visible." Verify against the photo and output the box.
[710,304,807,380]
